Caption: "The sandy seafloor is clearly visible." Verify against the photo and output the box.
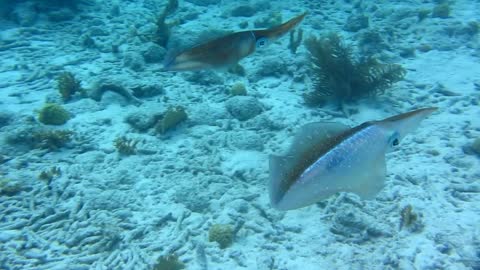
[0,0,479,269]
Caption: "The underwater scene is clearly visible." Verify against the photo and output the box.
[0,0,479,269]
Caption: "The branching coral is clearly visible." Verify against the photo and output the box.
[152,0,179,48]
[38,167,61,187]
[57,72,83,102]
[399,205,417,229]
[288,28,303,54]
[303,33,406,107]
[114,136,139,155]
[155,106,187,134]
[32,130,73,151]
[6,127,73,151]
[399,204,423,232]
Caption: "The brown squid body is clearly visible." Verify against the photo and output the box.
[162,12,307,72]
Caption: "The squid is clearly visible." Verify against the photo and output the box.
[162,12,307,71]
[269,107,438,210]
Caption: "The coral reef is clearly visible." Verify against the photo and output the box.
[208,224,234,249]
[37,103,70,125]
[303,33,406,107]
[153,254,185,270]
[114,136,139,155]
[57,71,83,102]
[155,106,187,134]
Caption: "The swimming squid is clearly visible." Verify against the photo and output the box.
[269,107,437,210]
[162,12,307,71]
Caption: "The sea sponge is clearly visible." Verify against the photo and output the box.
[208,224,234,249]
[253,12,282,28]
[230,82,247,96]
[0,178,22,196]
[471,138,480,156]
[38,103,70,125]
[303,33,406,107]
[417,9,431,21]
[153,254,185,270]
[57,71,83,101]
[225,96,263,121]
[432,3,450,19]
[0,111,13,128]
[155,106,187,134]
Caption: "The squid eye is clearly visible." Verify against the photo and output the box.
[389,132,400,147]
[392,138,399,146]
[256,37,268,48]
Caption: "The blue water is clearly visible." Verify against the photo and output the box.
[0,0,479,269]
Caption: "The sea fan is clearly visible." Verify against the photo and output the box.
[304,33,406,107]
